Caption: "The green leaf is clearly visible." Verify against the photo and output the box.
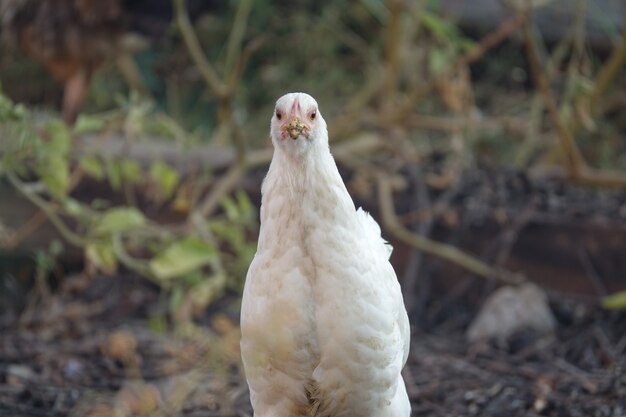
[190,272,227,310]
[169,286,185,312]
[429,47,455,75]
[90,198,111,210]
[120,159,142,185]
[74,114,104,134]
[209,220,239,244]
[34,250,55,272]
[105,159,122,190]
[80,155,104,180]
[48,240,65,257]
[33,121,72,197]
[420,11,456,41]
[150,237,216,280]
[459,38,477,53]
[94,207,146,235]
[221,195,239,221]
[149,161,179,199]
[85,240,118,274]
[41,156,70,197]
[148,315,167,334]
[0,90,27,122]
[46,120,71,154]
[235,191,254,223]
[602,291,626,310]
[104,158,142,187]
[64,198,84,217]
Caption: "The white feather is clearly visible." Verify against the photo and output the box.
[356,207,393,260]
[240,92,411,417]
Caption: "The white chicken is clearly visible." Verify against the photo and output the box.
[240,92,411,417]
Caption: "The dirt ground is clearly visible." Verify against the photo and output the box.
[2,164,626,417]
[0,270,624,417]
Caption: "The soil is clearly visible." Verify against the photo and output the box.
[2,162,626,417]
[1,272,624,417]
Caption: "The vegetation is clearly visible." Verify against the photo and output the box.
[1,0,626,317]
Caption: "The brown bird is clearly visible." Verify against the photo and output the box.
[0,0,218,124]
[1,0,127,123]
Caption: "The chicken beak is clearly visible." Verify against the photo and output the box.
[286,117,308,140]
[281,97,310,140]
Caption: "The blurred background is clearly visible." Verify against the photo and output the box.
[0,0,625,416]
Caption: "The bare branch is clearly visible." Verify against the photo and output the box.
[5,171,87,248]
[524,17,626,187]
[224,0,255,81]
[523,19,587,176]
[388,12,530,125]
[377,175,524,285]
[195,164,247,219]
[589,4,626,111]
[173,0,228,98]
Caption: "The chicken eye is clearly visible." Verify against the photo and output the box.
[276,110,282,120]
[309,111,316,121]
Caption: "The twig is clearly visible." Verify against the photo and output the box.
[231,115,247,164]
[524,18,626,187]
[193,121,248,219]
[329,70,385,140]
[2,123,116,250]
[223,0,254,80]
[111,233,154,279]
[383,0,403,104]
[458,11,530,67]
[173,0,228,98]
[524,18,587,174]
[6,171,86,248]
[493,199,537,266]
[174,0,257,219]
[571,169,626,187]
[553,358,599,393]
[577,245,607,297]
[589,4,626,111]
[376,175,524,284]
[1,209,47,249]
[229,35,266,93]
[195,163,246,219]
[592,325,617,365]
[514,94,544,168]
[386,11,529,125]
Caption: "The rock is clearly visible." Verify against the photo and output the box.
[467,283,556,344]
[6,364,34,385]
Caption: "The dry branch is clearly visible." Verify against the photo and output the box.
[387,12,530,126]
[173,0,227,98]
[376,175,525,285]
[173,0,256,217]
[523,22,587,176]
[523,18,626,187]
[5,171,86,248]
[590,5,626,110]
